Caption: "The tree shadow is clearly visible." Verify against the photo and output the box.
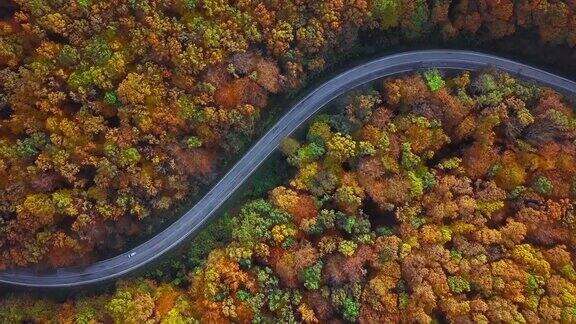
[0,1,18,20]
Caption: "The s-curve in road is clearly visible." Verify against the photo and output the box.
[2,50,576,288]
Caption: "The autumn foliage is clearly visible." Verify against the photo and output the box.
[2,0,576,321]
[0,0,374,268]
[5,70,576,323]
[1,0,576,270]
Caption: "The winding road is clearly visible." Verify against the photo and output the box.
[2,50,576,289]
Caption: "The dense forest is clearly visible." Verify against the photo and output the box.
[4,69,576,323]
[2,0,576,323]
[1,0,576,270]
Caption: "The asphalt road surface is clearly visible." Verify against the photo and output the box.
[2,50,576,289]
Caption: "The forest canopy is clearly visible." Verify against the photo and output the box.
[1,0,576,271]
[4,69,576,323]
[2,0,576,322]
